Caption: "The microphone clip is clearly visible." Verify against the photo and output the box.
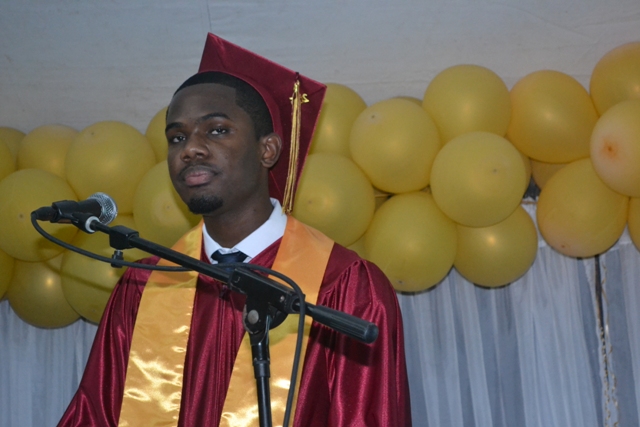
[111,250,124,268]
[68,212,101,234]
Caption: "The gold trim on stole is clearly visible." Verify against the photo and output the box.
[118,217,334,427]
[118,221,203,427]
[220,216,334,427]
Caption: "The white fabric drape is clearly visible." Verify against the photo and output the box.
[0,302,97,427]
[2,237,640,426]
[399,247,600,427]
[598,241,640,427]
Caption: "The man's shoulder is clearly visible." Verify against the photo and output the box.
[326,243,388,283]
[119,255,162,284]
[329,242,364,266]
[320,243,400,317]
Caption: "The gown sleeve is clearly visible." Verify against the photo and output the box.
[294,244,412,427]
[56,259,156,427]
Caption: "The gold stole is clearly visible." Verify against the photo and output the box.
[118,216,334,427]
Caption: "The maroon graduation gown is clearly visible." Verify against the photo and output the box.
[57,238,412,427]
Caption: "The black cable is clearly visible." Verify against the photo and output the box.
[31,212,187,271]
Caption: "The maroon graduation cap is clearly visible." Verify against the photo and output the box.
[197,33,327,213]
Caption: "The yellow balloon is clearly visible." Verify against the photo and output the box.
[0,169,78,261]
[590,42,640,115]
[590,100,640,197]
[61,215,146,323]
[310,83,367,158]
[18,124,78,178]
[0,248,15,299]
[66,121,156,214]
[423,64,511,143]
[0,127,25,162]
[454,206,538,288]
[507,70,598,163]
[133,160,200,247]
[7,255,80,328]
[531,159,568,190]
[629,197,640,252]
[430,132,528,227]
[293,153,375,247]
[0,139,16,181]
[350,98,441,194]
[537,158,628,257]
[519,150,532,185]
[364,191,457,292]
[394,96,423,106]
[145,106,168,163]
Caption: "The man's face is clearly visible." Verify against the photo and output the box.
[165,83,270,216]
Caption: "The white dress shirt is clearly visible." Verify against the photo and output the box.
[202,198,287,264]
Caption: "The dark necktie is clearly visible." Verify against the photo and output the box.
[211,250,248,271]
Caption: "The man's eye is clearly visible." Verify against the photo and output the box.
[168,135,185,144]
[210,127,227,135]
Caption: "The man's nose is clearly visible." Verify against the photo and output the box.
[181,134,209,160]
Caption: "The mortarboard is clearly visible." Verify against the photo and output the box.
[197,33,327,213]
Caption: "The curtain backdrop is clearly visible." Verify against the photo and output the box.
[1,224,639,427]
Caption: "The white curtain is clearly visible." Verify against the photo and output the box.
[2,235,640,427]
[0,302,97,427]
[398,233,640,427]
[600,242,640,426]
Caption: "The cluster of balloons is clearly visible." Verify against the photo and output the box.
[295,41,640,292]
[0,113,200,328]
[1,41,639,328]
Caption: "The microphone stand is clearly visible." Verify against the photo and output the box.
[75,215,378,427]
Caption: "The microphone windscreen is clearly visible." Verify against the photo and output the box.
[89,192,118,225]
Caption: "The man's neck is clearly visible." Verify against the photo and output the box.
[201,197,274,248]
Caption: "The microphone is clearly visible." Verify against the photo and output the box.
[34,192,118,227]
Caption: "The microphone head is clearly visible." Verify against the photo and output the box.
[89,192,118,225]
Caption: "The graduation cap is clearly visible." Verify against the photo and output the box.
[197,33,326,213]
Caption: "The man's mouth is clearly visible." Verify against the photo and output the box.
[180,165,218,187]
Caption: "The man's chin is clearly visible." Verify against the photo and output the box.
[187,196,223,215]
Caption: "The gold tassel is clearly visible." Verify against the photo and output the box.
[283,76,309,214]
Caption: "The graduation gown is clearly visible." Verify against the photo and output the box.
[57,238,412,427]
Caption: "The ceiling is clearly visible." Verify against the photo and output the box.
[1,0,639,133]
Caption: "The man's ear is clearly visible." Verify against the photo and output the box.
[260,133,282,169]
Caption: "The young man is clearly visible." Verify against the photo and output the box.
[58,33,411,427]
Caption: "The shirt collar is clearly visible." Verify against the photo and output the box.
[202,198,287,264]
